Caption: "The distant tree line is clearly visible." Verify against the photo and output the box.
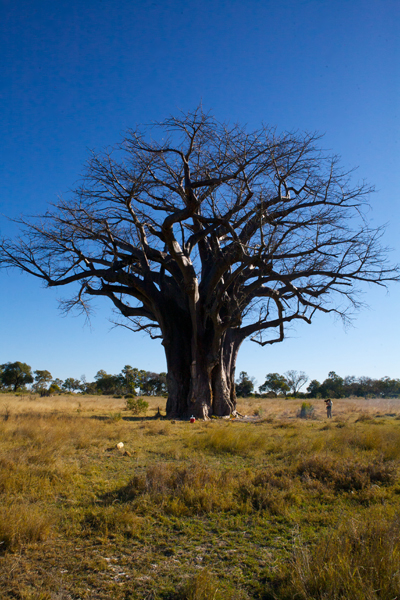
[0,362,167,396]
[1,361,399,399]
[236,369,400,399]
[306,371,400,399]
[236,369,309,397]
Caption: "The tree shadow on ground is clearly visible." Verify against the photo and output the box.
[89,414,167,422]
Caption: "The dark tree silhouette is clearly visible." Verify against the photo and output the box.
[235,371,255,397]
[0,362,34,392]
[0,108,398,417]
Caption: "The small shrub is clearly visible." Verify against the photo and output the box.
[126,397,149,415]
[298,402,315,419]
[109,412,122,421]
[39,389,51,397]
[48,383,61,394]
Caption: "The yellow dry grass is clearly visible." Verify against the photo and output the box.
[0,391,400,599]
[236,395,400,421]
[0,392,164,417]
[1,392,398,422]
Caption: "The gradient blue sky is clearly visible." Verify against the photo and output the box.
[1,0,399,388]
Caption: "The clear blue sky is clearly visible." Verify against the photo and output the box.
[1,0,399,388]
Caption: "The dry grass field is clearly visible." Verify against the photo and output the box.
[0,392,400,599]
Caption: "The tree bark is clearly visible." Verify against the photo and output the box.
[164,334,215,419]
[162,307,193,418]
[163,317,241,419]
[211,330,241,416]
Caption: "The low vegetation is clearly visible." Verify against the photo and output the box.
[0,393,399,599]
[125,396,149,415]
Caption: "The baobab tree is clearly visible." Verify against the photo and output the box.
[0,108,397,417]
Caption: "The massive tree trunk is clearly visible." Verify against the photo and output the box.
[163,311,242,419]
[161,300,192,418]
[164,336,191,418]
[211,330,241,416]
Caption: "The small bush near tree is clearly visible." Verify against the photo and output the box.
[126,397,149,415]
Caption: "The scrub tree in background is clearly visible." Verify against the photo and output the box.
[32,369,53,393]
[284,370,309,396]
[259,373,290,396]
[62,377,83,393]
[0,108,398,417]
[235,371,256,397]
[0,362,34,392]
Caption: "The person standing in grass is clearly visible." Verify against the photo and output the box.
[325,398,333,418]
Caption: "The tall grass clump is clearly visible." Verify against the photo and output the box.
[236,468,296,515]
[175,570,248,600]
[189,424,268,456]
[0,504,54,552]
[82,505,144,539]
[325,423,400,459]
[266,510,400,599]
[111,462,238,515]
[297,455,396,492]
[108,462,300,517]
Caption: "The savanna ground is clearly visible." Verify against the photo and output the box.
[1,393,400,600]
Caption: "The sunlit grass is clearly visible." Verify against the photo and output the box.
[267,508,400,600]
[0,393,399,598]
[0,503,54,553]
[187,422,270,456]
